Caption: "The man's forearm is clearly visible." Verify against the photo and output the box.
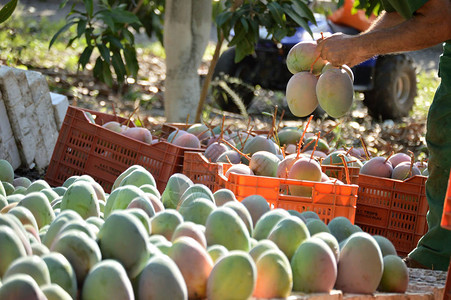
[354,0,451,57]
[364,11,405,32]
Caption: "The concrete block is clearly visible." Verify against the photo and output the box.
[0,91,21,169]
[50,92,69,130]
[0,66,36,168]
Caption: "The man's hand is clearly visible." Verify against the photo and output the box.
[315,33,373,67]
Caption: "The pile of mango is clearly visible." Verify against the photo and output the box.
[0,159,408,300]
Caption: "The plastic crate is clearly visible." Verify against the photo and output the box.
[355,174,429,257]
[45,106,203,194]
[182,151,225,192]
[322,164,360,185]
[217,164,358,224]
[441,171,451,230]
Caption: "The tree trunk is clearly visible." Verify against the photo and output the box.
[163,0,212,123]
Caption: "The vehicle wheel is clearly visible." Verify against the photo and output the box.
[363,54,417,120]
[211,47,256,113]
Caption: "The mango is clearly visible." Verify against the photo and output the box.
[31,243,49,257]
[82,259,134,300]
[392,161,421,180]
[0,226,27,277]
[249,151,280,177]
[286,41,327,75]
[241,194,270,227]
[17,192,55,228]
[150,209,184,240]
[173,132,201,148]
[42,252,78,299]
[291,237,337,293]
[168,236,214,299]
[140,183,161,198]
[360,156,393,178]
[98,210,150,278]
[119,167,157,189]
[216,150,242,164]
[252,208,290,240]
[205,206,250,251]
[377,255,409,293]
[0,159,14,184]
[306,218,331,235]
[161,173,193,209]
[327,216,355,243]
[122,127,153,144]
[0,274,47,300]
[242,135,280,160]
[104,185,148,218]
[335,232,383,294]
[8,206,39,232]
[41,283,73,300]
[373,235,397,257]
[223,201,253,236]
[42,210,83,248]
[60,181,100,219]
[137,254,188,300]
[253,249,292,298]
[267,216,310,260]
[3,255,51,286]
[26,179,52,194]
[225,164,254,177]
[213,188,237,206]
[204,142,229,163]
[207,250,256,300]
[172,221,207,248]
[312,231,340,262]
[127,195,156,218]
[249,239,277,262]
[50,230,102,286]
[286,71,319,117]
[0,213,32,255]
[288,157,322,197]
[207,244,229,263]
[317,68,354,118]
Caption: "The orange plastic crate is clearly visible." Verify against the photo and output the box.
[217,164,358,224]
[355,174,429,257]
[441,171,451,230]
[182,151,225,192]
[45,106,203,194]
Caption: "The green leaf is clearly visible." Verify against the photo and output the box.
[124,45,138,78]
[77,18,87,38]
[285,9,312,37]
[102,59,113,87]
[0,0,17,24]
[291,0,316,24]
[110,8,141,25]
[105,35,124,50]
[49,21,77,49]
[216,11,232,28]
[268,2,284,25]
[93,57,103,80]
[111,51,126,81]
[97,43,110,63]
[123,28,135,45]
[85,0,94,18]
[98,10,115,32]
[78,46,93,69]
[240,18,249,33]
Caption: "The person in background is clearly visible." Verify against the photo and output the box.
[316,0,451,271]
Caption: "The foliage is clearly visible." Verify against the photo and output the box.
[0,0,17,24]
[50,0,164,87]
[216,0,317,62]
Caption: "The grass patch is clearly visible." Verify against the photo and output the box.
[413,70,440,118]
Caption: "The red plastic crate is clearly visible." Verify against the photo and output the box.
[182,151,225,192]
[45,106,203,194]
[355,174,429,257]
[217,164,358,225]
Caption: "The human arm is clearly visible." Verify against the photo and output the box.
[315,0,451,67]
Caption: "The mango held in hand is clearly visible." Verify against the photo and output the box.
[286,41,327,75]
[286,72,319,117]
[316,68,354,118]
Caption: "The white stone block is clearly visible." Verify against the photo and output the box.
[0,136,22,170]
[0,91,21,169]
[0,66,36,167]
[50,92,69,130]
